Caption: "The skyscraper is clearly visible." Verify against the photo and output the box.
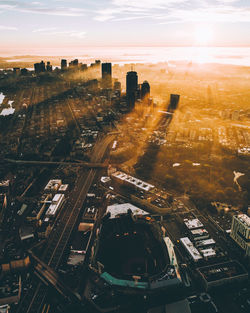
[46,61,52,72]
[34,61,45,74]
[102,63,112,89]
[61,59,67,70]
[169,94,180,111]
[126,71,138,109]
[141,81,150,101]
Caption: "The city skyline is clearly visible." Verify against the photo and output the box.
[1,0,250,55]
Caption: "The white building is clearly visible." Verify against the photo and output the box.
[111,171,154,192]
[184,218,203,230]
[230,214,250,257]
[45,193,65,218]
[180,237,203,262]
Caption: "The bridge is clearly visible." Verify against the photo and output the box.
[4,158,108,168]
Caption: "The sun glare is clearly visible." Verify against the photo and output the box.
[194,25,213,46]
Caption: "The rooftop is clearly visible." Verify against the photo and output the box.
[236,214,250,228]
[197,261,248,283]
[107,203,148,219]
[184,218,203,230]
[112,171,154,192]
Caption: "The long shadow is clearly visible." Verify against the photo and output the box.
[134,104,176,181]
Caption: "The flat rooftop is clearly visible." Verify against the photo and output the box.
[184,219,203,230]
[236,214,250,228]
[112,171,154,192]
[197,260,248,283]
[107,203,148,219]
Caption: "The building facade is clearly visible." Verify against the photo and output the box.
[230,214,250,257]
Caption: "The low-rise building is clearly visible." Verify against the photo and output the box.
[184,218,203,230]
[180,237,203,262]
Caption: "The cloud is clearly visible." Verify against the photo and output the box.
[33,27,58,33]
[0,0,86,16]
[0,24,17,30]
[32,27,86,39]
[112,0,187,9]
[94,0,250,25]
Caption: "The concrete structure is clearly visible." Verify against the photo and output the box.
[190,229,209,241]
[184,218,203,230]
[197,261,248,291]
[195,239,216,248]
[89,210,185,311]
[106,203,148,219]
[44,179,62,193]
[112,171,154,192]
[180,237,202,262]
[200,248,216,259]
[230,214,250,257]
[45,193,64,218]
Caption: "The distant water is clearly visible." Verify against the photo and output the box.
[1,47,250,66]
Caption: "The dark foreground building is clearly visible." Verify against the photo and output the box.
[102,63,112,89]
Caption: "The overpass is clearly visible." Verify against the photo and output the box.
[4,158,108,168]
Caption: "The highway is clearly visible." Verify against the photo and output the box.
[17,135,114,313]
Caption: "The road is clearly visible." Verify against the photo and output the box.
[17,135,114,313]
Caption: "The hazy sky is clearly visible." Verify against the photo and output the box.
[0,0,250,54]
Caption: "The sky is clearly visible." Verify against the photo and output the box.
[0,0,250,55]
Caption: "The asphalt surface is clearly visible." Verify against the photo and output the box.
[16,135,114,313]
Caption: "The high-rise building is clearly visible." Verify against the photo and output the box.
[61,59,67,70]
[169,94,180,111]
[102,63,112,89]
[69,59,79,68]
[34,61,46,74]
[126,71,138,109]
[230,214,250,257]
[141,81,150,101]
[46,61,52,72]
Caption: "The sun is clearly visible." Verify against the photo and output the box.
[194,25,213,46]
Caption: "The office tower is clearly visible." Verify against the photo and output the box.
[102,63,112,89]
[141,81,150,101]
[169,94,180,111]
[69,59,79,68]
[34,61,46,74]
[230,214,250,257]
[61,59,67,70]
[46,61,52,72]
[126,71,138,109]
